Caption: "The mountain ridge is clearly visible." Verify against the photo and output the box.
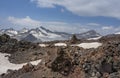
[0,26,101,42]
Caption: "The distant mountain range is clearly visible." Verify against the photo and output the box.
[0,26,101,42]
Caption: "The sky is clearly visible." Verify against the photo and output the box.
[0,0,120,35]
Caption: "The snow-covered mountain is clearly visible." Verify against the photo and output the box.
[0,27,101,42]
[0,28,18,37]
[115,32,120,34]
[0,27,69,42]
[76,30,101,39]
[22,34,39,42]
[28,27,63,41]
[19,28,29,34]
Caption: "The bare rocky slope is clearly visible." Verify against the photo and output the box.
[0,34,120,78]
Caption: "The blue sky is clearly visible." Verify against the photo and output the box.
[0,0,120,35]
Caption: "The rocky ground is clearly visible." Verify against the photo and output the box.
[0,34,120,78]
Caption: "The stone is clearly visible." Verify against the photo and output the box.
[22,63,34,72]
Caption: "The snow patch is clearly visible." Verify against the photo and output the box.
[7,30,18,35]
[39,27,61,38]
[19,28,28,33]
[5,30,18,36]
[30,31,62,41]
[0,53,41,75]
[39,44,49,47]
[87,36,101,40]
[115,32,120,34]
[30,30,45,38]
[54,43,67,47]
[77,42,102,49]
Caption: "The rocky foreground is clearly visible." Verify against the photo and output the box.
[0,34,120,78]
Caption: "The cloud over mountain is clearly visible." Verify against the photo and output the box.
[8,16,41,26]
[7,16,120,35]
[31,0,120,19]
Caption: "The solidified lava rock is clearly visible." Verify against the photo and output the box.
[2,35,120,78]
[70,34,78,44]
[0,34,38,54]
[51,48,73,76]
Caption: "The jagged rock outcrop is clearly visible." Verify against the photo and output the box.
[0,34,39,54]
[70,34,78,44]
[51,48,73,76]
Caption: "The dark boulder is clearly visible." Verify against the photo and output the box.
[51,48,73,76]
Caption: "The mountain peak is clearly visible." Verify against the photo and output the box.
[85,30,97,34]
[76,30,101,39]
[39,26,53,33]
[84,30,101,36]
[22,34,38,42]
[0,27,101,42]
[19,28,29,33]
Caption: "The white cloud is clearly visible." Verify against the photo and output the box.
[102,26,113,30]
[8,16,41,27]
[31,0,120,19]
[7,16,89,33]
[7,16,120,35]
[86,23,100,26]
